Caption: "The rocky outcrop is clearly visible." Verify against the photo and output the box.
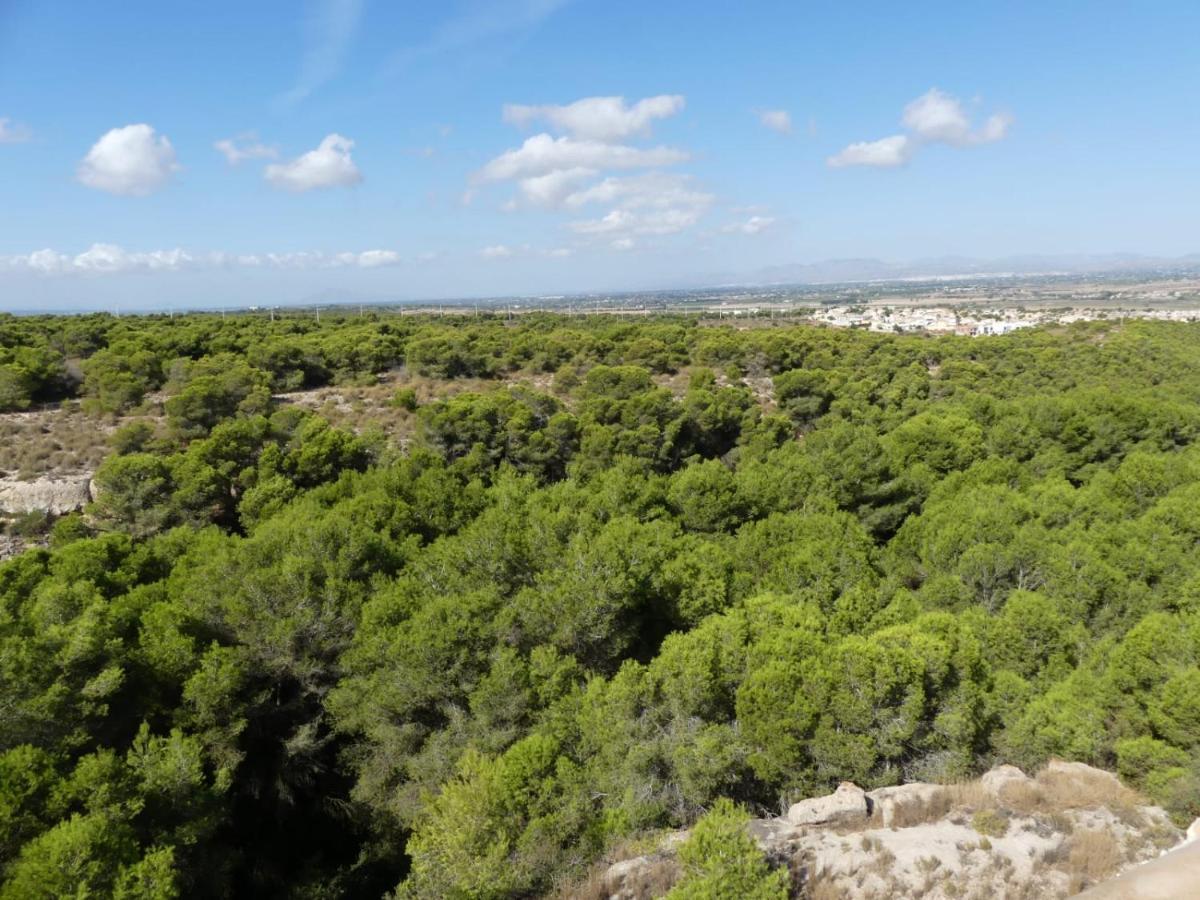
[0,474,93,516]
[787,781,869,826]
[595,763,1183,900]
[980,763,1033,800]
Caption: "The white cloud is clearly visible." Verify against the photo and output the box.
[611,238,634,251]
[0,117,32,144]
[827,135,912,168]
[356,249,402,267]
[475,94,715,251]
[759,109,792,135]
[830,88,1013,169]
[280,0,363,106]
[77,124,179,195]
[563,172,711,211]
[478,133,687,182]
[901,88,972,144]
[562,172,713,244]
[265,133,362,191]
[23,249,70,273]
[569,206,706,237]
[481,244,513,259]
[977,112,1014,144]
[215,134,279,165]
[383,0,571,74]
[503,94,685,142]
[514,166,597,207]
[724,215,775,235]
[2,244,402,275]
[901,88,1011,146]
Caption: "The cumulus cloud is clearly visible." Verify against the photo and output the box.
[759,109,792,135]
[476,93,715,250]
[480,244,513,259]
[569,206,707,238]
[829,88,1012,168]
[478,134,687,182]
[78,124,179,195]
[265,133,362,191]
[723,215,775,235]
[901,88,1011,146]
[503,94,685,142]
[560,172,713,244]
[215,134,279,165]
[562,171,711,211]
[355,249,402,267]
[0,117,32,144]
[827,135,912,168]
[512,166,598,207]
[2,244,402,275]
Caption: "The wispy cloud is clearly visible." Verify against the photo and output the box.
[723,215,775,235]
[279,0,363,107]
[382,0,572,74]
[0,117,33,144]
[214,134,279,165]
[757,109,792,135]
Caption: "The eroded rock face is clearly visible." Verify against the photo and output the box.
[1041,759,1123,788]
[787,781,869,827]
[0,475,93,516]
[592,764,1183,900]
[980,763,1032,801]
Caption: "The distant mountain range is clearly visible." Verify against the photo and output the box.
[691,253,1200,289]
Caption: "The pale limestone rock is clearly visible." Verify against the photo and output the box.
[786,781,869,827]
[1042,759,1123,788]
[981,764,1032,800]
[866,782,943,827]
[0,475,93,516]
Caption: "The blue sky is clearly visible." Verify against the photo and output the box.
[1,0,1198,310]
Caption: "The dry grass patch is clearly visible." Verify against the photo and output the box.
[890,789,954,828]
[797,865,847,900]
[1063,829,1124,893]
[1013,764,1144,816]
[545,836,679,900]
[0,406,115,478]
[550,857,679,900]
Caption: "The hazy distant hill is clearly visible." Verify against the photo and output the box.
[694,252,1200,288]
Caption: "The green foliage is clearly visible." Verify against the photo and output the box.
[971,808,1008,838]
[665,798,788,899]
[8,312,1200,894]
